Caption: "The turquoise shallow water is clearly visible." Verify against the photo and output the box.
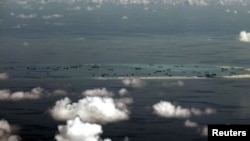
[1,63,250,80]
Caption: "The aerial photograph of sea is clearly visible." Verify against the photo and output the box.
[1,0,250,141]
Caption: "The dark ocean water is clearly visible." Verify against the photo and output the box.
[1,30,250,141]
[1,1,250,141]
[2,26,250,141]
[1,76,250,141]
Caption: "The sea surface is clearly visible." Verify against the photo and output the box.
[1,76,250,141]
[1,1,250,141]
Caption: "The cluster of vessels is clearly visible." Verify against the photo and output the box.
[1,63,250,79]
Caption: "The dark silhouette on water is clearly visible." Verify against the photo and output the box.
[1,64,248,79]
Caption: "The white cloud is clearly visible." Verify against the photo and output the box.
[198,126,208,136]
[38,6,44,10]
[7,0,250,9]
[49,96,130,124]
[184,119,199,127]
[118,88,129,96]
[153,101,191,118]
[61,0,249,6]
[42,14,64,19]
[218,0,248,6]
[96,4,102,8]
[15,0,28,6]
[122,77,146,88]
[203,108,216,115]
[153,101,216,118]
[0,73,9,80]
[233,10,238,14]
[184,120,209,136]
[13,24,27,29]
[0,87,44,101]
[73,6,81,11]
[190,107,216,116]
[16,14,36,19]
[86,6,94,11]
[53,22,70,26]
[22,41,30,47]
[0,119,21,141]
[55,116,111,141]
[239,31,250,42]
[0,90,10,100]
[121,16,128,20]
[40,0,47,5]
[123,136,129,141]
[186,0,208,6]
[82,88,114,97]
[0,87,70,100]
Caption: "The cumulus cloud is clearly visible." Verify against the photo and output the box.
[82,88,114,97]
[186,0,208,6]
[153,101,214,136]
[0,87,70,100]
[233,10,238,14]
[184,120,209,136]
[153,101,216,118]
[22,41,30,47]
[16,13,36,19]
[55,116,111,141]
[53,22,70,26]
[153,101,191,118]
[198,126,208,136]
[15,0,28,6]
[49,96,130,124]
[239,31,250,42]
[0,119,21,141]
[218,0,248,6]
[0,73,9,80]
[74,6,82,11]
[0,87,44,101]
[122,77,146,88]
[121,16,128,20]
[10,12,15,16]
[42,14,64,19]
[118,88,129,96]
[7,0,250,9]
[190,107,216,116]
[184,119,199,127]
[123,136,129,141]
[86,6,94,11]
